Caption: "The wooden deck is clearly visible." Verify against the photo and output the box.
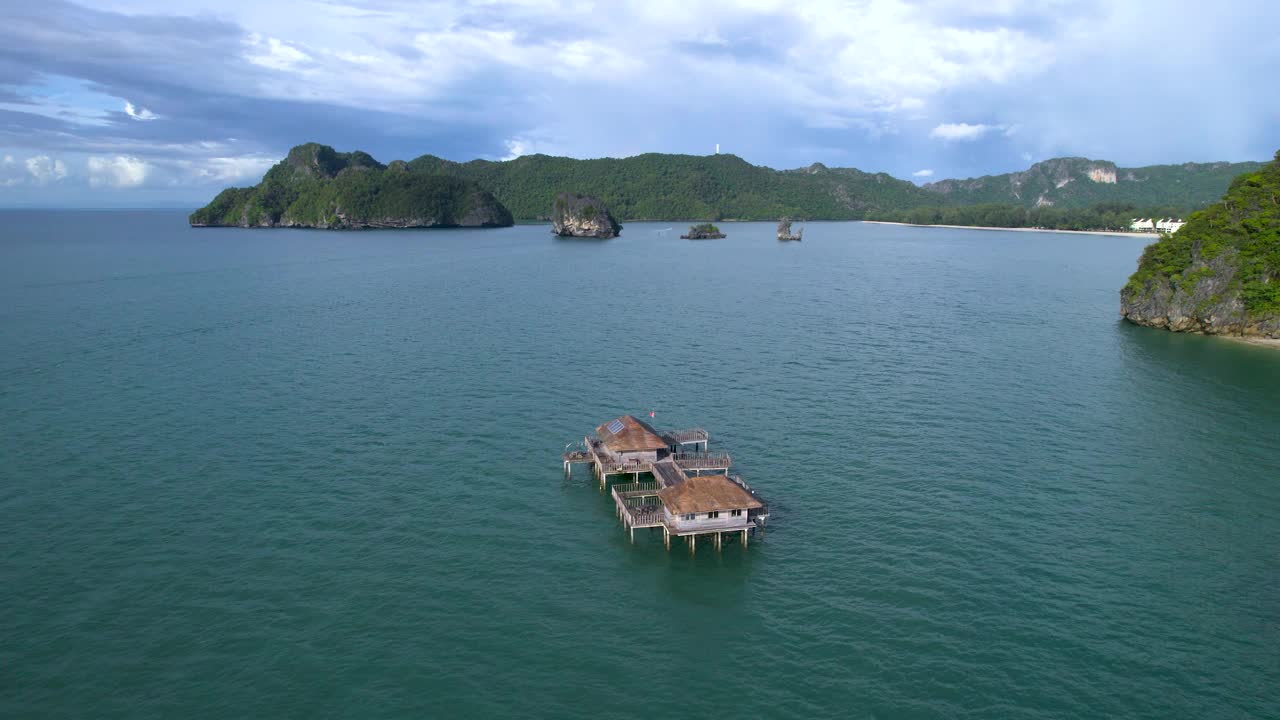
[663,428,709,445]
[672,451,732,471]
[563,417,768,550]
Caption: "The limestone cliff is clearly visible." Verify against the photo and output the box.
[1121,151,1280,339]
[923,157,1260,209]
[551,193,622,238]
[190,143,513,230]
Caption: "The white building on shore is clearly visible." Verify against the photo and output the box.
[1130,218,1186,233]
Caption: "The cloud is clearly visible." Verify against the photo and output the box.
[501,138,530,161]
[177,154,277,183]
[930,122,1001,141]
[244,34,312,72]
[87,155,150,188]
[124,101,159,121]
[0,0,1278,204]
[0,155,22,187]
[25,155,68,183]
[0,154,69,186]
[912,168,935,177]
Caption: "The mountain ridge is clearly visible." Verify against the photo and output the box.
[192,143,1267,226]
[189,143,513,229]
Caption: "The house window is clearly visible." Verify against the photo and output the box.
[731,509,742,517]
[682,513,695,521]
[708,511,720,519]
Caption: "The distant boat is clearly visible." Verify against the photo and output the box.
[777,217,803,241]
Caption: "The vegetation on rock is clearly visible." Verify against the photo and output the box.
[921,157,1261,210]
[193,143,1265,233]
[190,143,513,229]
[681,223,725,239]
[551,192,622,238]
[406,152,1258,222]
[1121,151,1280,336]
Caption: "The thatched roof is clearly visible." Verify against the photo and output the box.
[596,415,668,453]
[659,474,763,515]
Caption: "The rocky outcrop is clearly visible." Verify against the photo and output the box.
[1088,167,1117,184]
[551,193,621,238]
[777,217,802,241]
[1121,249,1280,337]
[1121,151,1280,339]
[189,143,514,230]
[680,223,725,239]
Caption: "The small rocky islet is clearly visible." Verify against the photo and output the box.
[1121,150,1280,340]
[190,143,1280,344]
[550,192,622,238]
[680,223,725,239]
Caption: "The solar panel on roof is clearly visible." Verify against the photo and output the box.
[607,419,624,434]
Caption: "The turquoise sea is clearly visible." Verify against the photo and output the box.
[2,211,1278,718]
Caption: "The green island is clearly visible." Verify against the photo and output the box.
[681,223,725,239]
[1121,151,1280,338]
[410,152,1259,224]
[191,143,1263,231]
[190,143,513,229]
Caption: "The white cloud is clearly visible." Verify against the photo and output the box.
[930,122,1004,142]
[502,138,530,161]
[244,34,312,71]
[124,101,159,121]
[25,155,68,184]
[87,156,150,188]
[179,155,277,183]
[0,154,69,186]
[0,155,22,187]
[912,168,934,177]
[4,0,1279,201]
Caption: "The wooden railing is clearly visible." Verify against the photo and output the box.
[673,452,732,469]
[731,475,769,519]
[622,505,665,527]
[664,428,709,444]
[665,516,751,533]
[600,460,652,474]
[612,481,660,496]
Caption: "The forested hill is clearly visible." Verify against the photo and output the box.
[408,152,936,220]
[923,157,1263,210]
[1121,150,1280,337]
[194,143,1266,224]
[408,152,1262,220]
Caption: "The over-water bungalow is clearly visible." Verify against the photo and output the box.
[562,415,769,552]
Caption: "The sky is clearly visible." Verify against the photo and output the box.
[1,0,1277,206]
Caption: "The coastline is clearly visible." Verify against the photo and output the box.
[1218,334,1280,349]
[861,220,1154,238]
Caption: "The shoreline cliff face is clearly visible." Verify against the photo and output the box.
[551,193,621,238]
[1121,151,1280,339]
[190,144,513,229]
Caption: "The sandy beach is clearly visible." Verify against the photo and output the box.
[1218,334,1280,349]
[862,220,1156,239]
